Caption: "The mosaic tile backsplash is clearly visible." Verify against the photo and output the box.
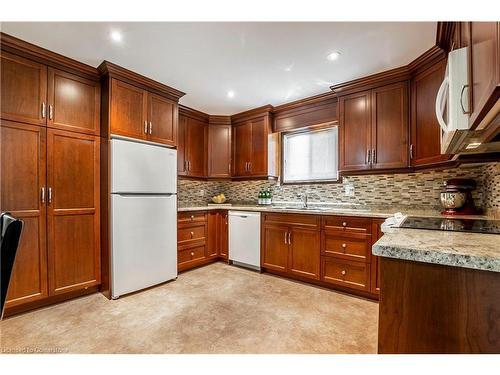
[178,162,500,215]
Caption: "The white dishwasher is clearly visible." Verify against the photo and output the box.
[228,211,261,271]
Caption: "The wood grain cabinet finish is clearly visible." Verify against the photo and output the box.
[1,122,48,307]
[207,211,219,259]
[289,227,321,280]
[370,220,384,295]
[110,78,148,140]
[46,129,100,295]
[321,257,370,291]
[262,225,290,272]
[0,51,48,126]
[410,60,450,166]
[219,211,228,260]
[177,114,207,178]
[208,124,232,178]
[47,68,100,135]
[147,93,177,146]
[232,121,253,176]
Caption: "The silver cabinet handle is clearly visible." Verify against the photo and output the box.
[41,102,46,118]
[149,121,153,134]
[188,161,191,171]
[49,105,53,120]
[48,187,52,204]
[248,162,252,171]
[460,84,471,114]
[409,144,414,160]
[284,231,288,244]
[341,270,346,276]
[366,149,371,164]
[342,222,347,227]
[288,232,291,245]
[372,149,376,164]
[144,121,148,134]
[41,187,45,204]
[342,243,347,248]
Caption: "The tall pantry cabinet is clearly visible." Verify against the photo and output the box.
[0,34,101,314]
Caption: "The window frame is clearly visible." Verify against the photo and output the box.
[281,123,340,184]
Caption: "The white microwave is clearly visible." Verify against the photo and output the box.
[435,47,471,154]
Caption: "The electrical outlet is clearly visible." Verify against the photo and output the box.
[344,184,355,197]
[198,189,205,197]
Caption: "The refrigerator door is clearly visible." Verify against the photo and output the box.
[111,194,177,298]
[111,138,177,194]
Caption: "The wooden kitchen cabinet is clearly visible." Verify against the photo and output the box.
[207,211,219,259]
[208,122,232,178]
[46,129,101,295]
[47,68,101,135]
[147,92,177,146]
[1,121,48,308]
[289,227,321,280]
[232,121,253,176]
[370,219,385,295]
[262,225,290,272]
[410,59,451,166]
[0,51,47,126]
[110,78,148,140]
[178,107,207,178]
[219,211,228,260]
[339,82,409,172]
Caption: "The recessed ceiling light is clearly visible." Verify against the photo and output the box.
[110,30,123,43]
[227,90,235,99]
[327,51,341,61]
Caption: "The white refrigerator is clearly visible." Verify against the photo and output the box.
[110,138,177,299]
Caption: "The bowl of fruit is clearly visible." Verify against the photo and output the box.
[211,193,227,204]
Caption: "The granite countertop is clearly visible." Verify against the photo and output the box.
[373,227,500,273]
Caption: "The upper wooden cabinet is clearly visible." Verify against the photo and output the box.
[178,106,207,178]
[99,61,185,145]
[339,81,409,172]
[410,59,451,166]
[232,106,274,178]
[1,51,47,126]
[208,116,232,178]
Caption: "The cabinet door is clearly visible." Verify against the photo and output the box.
[232,121,252,176]
[47,129,100,295]
[177,115,188,176]
[1,51,47,126]
[410,60,450,166]
[262,225,289,272]
[185,117,207,177]
[148,93,177,146]
[1,122,48,307]
[371,82,409,169]
[219,211,228,260]
[249,117,268,176]
[207,211,219,259]
[468,22,500,128]
[289,227,320,280]
[339,91,372,171]
[110,78,148,140]
[370,220,384,295]
[208,124,231,178]
[47,68,100,135]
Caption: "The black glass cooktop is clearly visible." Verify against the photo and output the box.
[399,216,500,234]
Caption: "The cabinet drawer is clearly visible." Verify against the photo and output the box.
[322,232,371,262]
[322,216,372,234]
[263,212,319,228]
[321,257,370,291]
[178,211,206,224]
[178,224,206,243]
[178,245,206,265]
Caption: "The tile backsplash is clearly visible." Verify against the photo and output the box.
[178,162,500,215]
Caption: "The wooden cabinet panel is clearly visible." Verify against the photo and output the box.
[370,219,384,295]
[208,124,231,178]
[47,68,100,135]
[323,232,371,262]
[207,211,219,258]
[232,121,252,176]
[262,225,289,272]
[371,82,409,169]
[47,129,100,295]
[339,91,372,171]
[185,117,207,177]
[177,115,188,175]
[110,78,147,140]
[1,51,47,126]
[249,117,268,175]
[468,22,500,128]
[178,245,206,266]
[263,212,319,228]
[178,211,206,224]
[178,224,206,244]
[322,216,372,234]
[410,60,450,166]
[148,93,177,146]
[1,122,48,307]
[289,228,320,280]
[321,257,370,291]
[219,211,228,260]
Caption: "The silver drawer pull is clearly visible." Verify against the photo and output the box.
[342,243,347,248]
[342,222,347,227]
[41,102,46,118]
[190,252,194,257]
[341,270,346,276]
[41,187,45,203]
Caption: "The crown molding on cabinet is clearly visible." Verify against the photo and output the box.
[407,45,446,75]
[209,115,232,126]
[436,22,456,52]
[230,104,274,123]
[0,32,99,81]
[179,104,209,122]
[98,61,185,102]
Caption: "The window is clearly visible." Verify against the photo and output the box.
[283,126,339,183]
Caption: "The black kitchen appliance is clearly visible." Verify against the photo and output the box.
[399,216,500,234]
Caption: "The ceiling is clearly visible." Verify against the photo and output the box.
[0,22,437,115]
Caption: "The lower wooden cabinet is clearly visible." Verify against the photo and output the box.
[370,219,385,294]
[262,225,289,272]
[1,122,101,312]
[321,257,371,291]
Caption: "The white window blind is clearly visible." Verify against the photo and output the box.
[283,127,339,183]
